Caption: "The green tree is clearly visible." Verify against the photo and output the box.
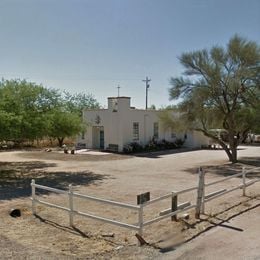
[0,111,20,142]
[62,91,100,116]
[0,79,59,144]
[48,91,100,146]
[47,109,84,147]
[250,101,260,134]
[169,35,260,163]
[0,79,99,147]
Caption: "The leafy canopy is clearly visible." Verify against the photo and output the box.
[168,35,260,162]
[0,79,100,146]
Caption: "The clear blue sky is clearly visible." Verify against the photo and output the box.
[0,0,259,108]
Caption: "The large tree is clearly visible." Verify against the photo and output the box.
[62,91,100,116]
[46,109,84,147]
[48,91,101,146]
[0,79,100,147]
[0,79,59,143]
[169,35,260,163]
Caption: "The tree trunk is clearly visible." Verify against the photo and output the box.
[197,129,239,163]
[57,137,64,147]
[221,143,237,163]
[227,134,238,163]
[200,129,238,163]
[229,145,238,163]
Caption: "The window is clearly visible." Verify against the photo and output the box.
[133,122,139,141]
[153,122,159,139]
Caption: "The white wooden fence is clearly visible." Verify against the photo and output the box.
[195,166,260,217]
[31,166,259,244]
[31,180,141,233]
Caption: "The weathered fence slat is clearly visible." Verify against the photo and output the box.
[68,184,74,226]
[143,205,196,227]
[204,189,227,200]
[159,201,191,216]
[205,172,243,187]
[31,179,36,215]
[34,198,70,212]
[171,193,178,221]
[34,184,68,194]
[142,193,172,206]
[73,192,139,210]
[172,186,198,195]
[75,210,140,231]
[195,167,205,219]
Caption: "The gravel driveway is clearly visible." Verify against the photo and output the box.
[0,146,259,259]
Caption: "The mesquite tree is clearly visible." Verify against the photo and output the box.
[169,35,260,163]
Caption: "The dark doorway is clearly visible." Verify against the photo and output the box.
[100,130,104,149]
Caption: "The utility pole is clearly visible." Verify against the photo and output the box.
[142,76,151,109]
[117,85,120,97]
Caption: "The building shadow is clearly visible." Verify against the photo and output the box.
[0,161,110,201]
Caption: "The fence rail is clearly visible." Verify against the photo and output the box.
[72,192,139,210]
[198,166,260,215]
[31,166,260,245]
[31,179,140,235]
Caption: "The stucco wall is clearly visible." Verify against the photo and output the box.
[185,131,210,148]
[81,109,161,151]
[77,97,210,152]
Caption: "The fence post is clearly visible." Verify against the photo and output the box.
[195,167,205,219]
[171,192,178,221]
[68,184,74,227]
[242,166,246,196]
[137,204,144,245]
[201,171,205,214]
[31,179,36,215]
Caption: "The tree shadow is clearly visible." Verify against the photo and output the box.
[239,157,260,167]
[184,156,260,178]
[184,163,243,177]
[183,197,260,242]
[0,161,111,201]
[158,195,260,253]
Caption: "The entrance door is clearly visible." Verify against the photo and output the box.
[92,126,104,149]
[100,130,104,149]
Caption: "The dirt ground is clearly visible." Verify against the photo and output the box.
[0,146,259,259]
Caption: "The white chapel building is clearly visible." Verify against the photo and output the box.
[77,96,209,152]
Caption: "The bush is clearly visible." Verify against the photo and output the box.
[123,142,144,153]
[159,139,177,149]
[175,138,185,147]
[123,138,185,154]
[145,140,158,151]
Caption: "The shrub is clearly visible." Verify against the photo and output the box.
[175,138,185,147]
[123,142,143,153]
[145,140,158,151]
[123,138,185,154]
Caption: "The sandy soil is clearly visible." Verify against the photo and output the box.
[0,146,259,259]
